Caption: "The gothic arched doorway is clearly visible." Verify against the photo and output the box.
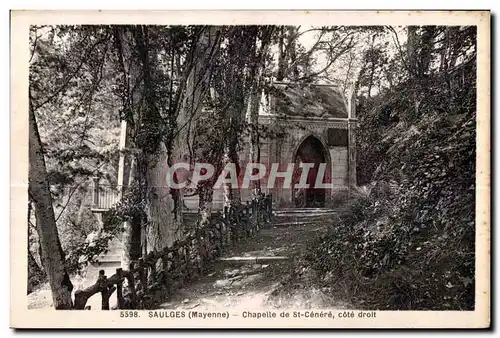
[292,135,330,208]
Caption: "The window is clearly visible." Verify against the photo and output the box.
[327,128,348,147]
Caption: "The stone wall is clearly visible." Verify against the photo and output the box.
[184,89,356,211]
[186,121,352,209]
[259,119,350,208]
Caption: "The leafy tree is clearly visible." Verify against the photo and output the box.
[29,25,113,308]
[306,25,477,310]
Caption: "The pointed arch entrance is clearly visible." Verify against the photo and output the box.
[292,135,331,208]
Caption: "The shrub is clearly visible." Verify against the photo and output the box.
[301,59,477,310]
[305,177,474,310]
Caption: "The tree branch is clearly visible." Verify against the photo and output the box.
[281,30,326,79]
[295,33,356,82]
[32,33,108,112]
[386,26,410,74]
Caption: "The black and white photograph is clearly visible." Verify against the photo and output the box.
[10,10,490,329]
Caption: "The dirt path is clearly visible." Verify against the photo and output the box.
[159,211,349,310]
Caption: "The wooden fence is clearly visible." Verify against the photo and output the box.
[74,193,273,310]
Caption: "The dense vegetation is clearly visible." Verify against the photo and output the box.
[301,26,477,310]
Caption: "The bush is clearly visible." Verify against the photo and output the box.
[301,56,478,310]
[305,178,474,310]
[304,78,476,309]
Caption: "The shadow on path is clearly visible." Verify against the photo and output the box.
[160,211,349,310]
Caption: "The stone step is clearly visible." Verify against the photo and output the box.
[274,210,339,217]
[91,260,122,269]
[103,246,122,253]
[272,221,311,227]
[105,249,122,256]
[98,252,121,261]
[87,264,122,280]
[107,240,122,247]
[275,208,338,213]
[273,214,338,223]
[218,256,288,264]
[274,213,337,218]
[96,255,122,263]
[273,208,340,222]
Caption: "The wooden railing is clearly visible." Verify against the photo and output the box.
[75,193,273,310]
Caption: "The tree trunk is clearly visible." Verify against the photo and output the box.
[246,28,273,196]
[342,51,355,95]
[226,113,242,205]
[121,215,142,269]
[417,26,436,78]
[27,200,45,295]
[277,26,286,81]
[174,26,221,167]
[221,145,239,208]
[287,26,300,80]
[29,98,74,309]
[247,87,262,195]
[407,26,418,77]
[145,142,180,252]
[367,35,376,98]
[164,26,220,240]
[120,155,141,269]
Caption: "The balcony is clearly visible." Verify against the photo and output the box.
[90,178,120,213]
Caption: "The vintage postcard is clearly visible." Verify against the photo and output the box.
[10,10,490,329]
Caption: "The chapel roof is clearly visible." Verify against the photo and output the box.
[270,82,349,119]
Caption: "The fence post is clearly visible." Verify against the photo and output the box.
[116,268,124,309]
[99,270,111,310]
[252,199,258,231]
